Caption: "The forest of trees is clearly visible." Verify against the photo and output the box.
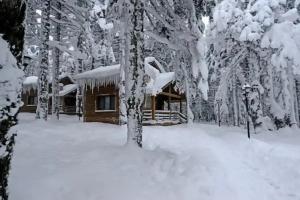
[1,0,300,198]
[22,0,300,131]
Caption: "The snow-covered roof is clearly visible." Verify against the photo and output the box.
[59,84,77,96]
[75,58,174,95]
[76,64,120,84]
[23,76,38,93]
[23,76,38,86]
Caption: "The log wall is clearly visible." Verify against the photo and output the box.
[20,89,37,113]
[84,85,120,124]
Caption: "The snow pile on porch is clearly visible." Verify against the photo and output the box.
[23,76,38,92]
[75,57,175,95]
[146,72,175,95]
[9,113,300,200]
[59,84,77,96]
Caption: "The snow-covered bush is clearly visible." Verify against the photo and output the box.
[208,0,300,129]
[0,37,24,199]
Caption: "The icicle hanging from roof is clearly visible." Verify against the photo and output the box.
[22,76,38,93]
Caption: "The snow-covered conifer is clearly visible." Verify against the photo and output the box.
[208,0,300,129]
[0,1,26,198]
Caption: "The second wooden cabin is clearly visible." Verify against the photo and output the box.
[21,74,77,114]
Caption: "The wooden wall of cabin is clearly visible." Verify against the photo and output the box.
[83,85,120,124]
[20,89,37,113]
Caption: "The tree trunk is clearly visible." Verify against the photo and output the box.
[52,1,62,120]
[183,64,194,124]
[232,73,239,126]
[37,0,51,120]
[126,0,145,147]
[76,32,85,118]
[119,7,130,125]
[287,66,298,127]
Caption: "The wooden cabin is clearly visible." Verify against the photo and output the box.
[76,57,187,125]
[21,75,78,114]
[58,83,77,114]
[21,76,38,113]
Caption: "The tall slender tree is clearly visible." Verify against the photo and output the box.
[37,0,51,120]
[108,0,145,146]
[52,1,62,120]
[126,0,145,147]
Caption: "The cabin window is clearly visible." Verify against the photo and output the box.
[96,95,116,111]
[27,96,37,106]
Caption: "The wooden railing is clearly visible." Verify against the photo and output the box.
[143,110,187,123]
[58,105,77,114]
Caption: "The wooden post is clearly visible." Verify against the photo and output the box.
[180,99,182,113]
[151,95,156,120]
[168,85,171,120]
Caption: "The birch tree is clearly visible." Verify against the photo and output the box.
[36,0,51,120]
[125,0,145,147]
[108,0,146,146]
[52,1,62,120]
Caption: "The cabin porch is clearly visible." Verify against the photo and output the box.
[143,87,187,126]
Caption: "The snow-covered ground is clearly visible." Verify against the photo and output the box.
[9,113,300,200]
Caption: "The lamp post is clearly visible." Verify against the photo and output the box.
[242,83,251,139]
[216,99,222,127]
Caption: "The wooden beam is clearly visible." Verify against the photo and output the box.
[151,96,156,120]
[160,92,182,99]
[169,85,171,119]
[180,98,182,113]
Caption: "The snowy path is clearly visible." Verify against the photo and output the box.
[9,113,300,200]
[144,125,300,200]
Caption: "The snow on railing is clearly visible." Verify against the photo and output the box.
[143,110,187,123]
